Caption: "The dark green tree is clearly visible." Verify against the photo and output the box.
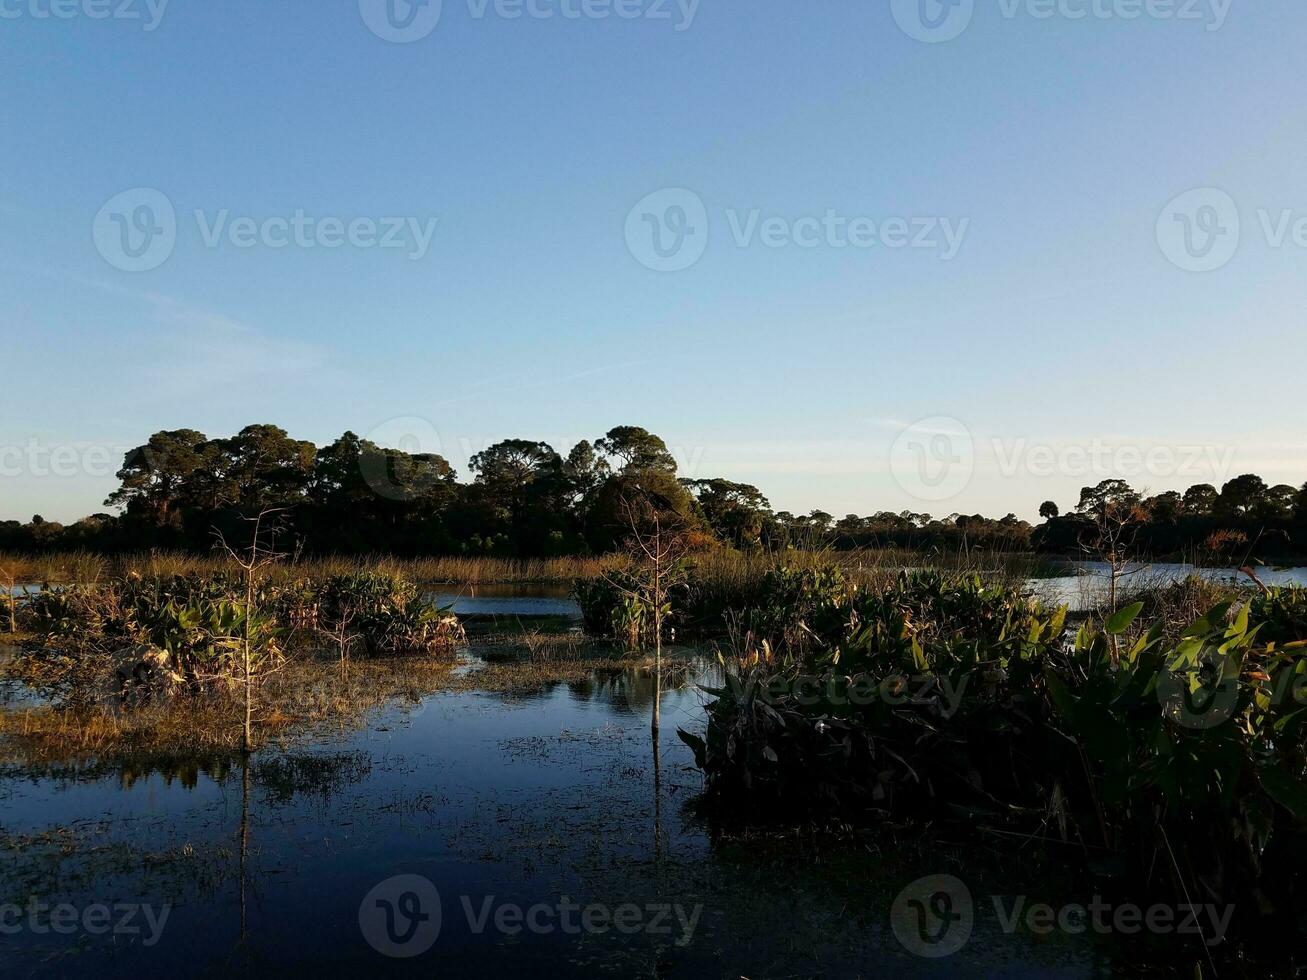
[595,426,677,474]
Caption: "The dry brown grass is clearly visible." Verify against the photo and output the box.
[0,551,625,586]
[0,547,1046,589]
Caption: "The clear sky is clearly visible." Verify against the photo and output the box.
[3,0,1305,524]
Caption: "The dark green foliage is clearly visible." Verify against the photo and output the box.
[21,572,463,665]
[1252,585,1307,646]
[573,573,656,645]
[573,563,689,646]
[6,422,1306,564]
[728,565,851,653]
[1035,474,1307,561]
[681,576,1307,954]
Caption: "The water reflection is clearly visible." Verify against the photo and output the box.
[553,656,716,714]
[1030,560,1307,610]
[0,641,1146,976]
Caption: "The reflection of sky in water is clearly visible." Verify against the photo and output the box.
[1029,562,1307,611]
[6,566,1298,974]
[428,591,581,619]
[0,652,1101,978]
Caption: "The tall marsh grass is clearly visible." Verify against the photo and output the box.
[0,546,1047,590]
[0,551,624,587]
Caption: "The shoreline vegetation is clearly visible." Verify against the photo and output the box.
[0,545,1063,589]
[2,423,1305,565]
[2,548,1307,974]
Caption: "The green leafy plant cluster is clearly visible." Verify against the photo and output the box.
[22,571,463,669]
[681,579,1307,944]
[727,565,851,653]
[573,570,679,646]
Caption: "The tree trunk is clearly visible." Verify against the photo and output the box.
[243,572,254,755]
[652,565,662,737]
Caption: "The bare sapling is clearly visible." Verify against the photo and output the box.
[604,492,690,737]
[1079,500,1145,663]
[215,509,286,755]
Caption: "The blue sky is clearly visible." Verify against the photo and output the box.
[2,0,1305,524]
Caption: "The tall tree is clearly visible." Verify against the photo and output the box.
[1076,479,1140,520]
[686,478,771,548]
[1217,474,1270,519]
[595,426,677,474]
[105,428,213,528]
[216,425,316,512]
[1183,483,1219,515]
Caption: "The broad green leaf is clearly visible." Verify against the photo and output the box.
[1105,602,1144,635]
[1259,766,1307,823]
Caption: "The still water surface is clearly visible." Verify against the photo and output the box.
[0,642,1109,978]
[8,562,1303,976]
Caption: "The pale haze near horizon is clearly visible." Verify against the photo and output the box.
[2,0,1305,525]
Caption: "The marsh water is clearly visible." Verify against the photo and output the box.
[4,566,1303,976]
[0,639,1109,977]
[1026,560,1307,611]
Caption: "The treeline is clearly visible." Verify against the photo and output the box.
[1034,477,1307,561]
[2,425,1303,560]
[0,423,1032,557]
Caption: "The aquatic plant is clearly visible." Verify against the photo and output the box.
[1251,584,1307,645]
[724,565,851,654]
[574,572,661,644]
[20,571,464,668]
[681,577,1307,956]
